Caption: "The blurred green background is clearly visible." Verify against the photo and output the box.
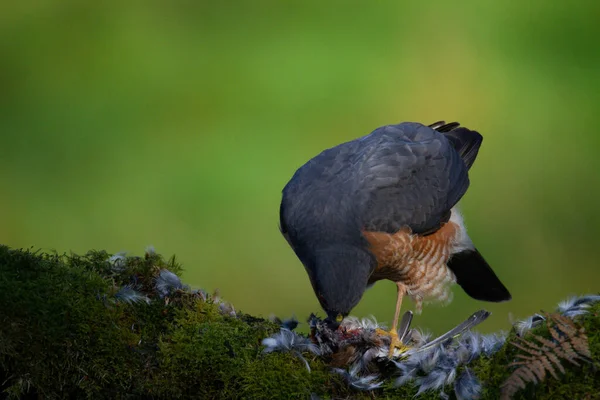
[1,1,599,335]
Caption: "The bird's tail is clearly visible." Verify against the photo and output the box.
[429,121,483,170]
[447,248,512,302]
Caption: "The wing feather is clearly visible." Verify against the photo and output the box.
[358,123,470,235]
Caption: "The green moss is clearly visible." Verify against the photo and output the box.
[0,246,138,399]
[0,245,598,399]
[0,246,295,399]
[240,353,318,399]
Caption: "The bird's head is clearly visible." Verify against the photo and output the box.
[324,311,345,331]
[307,244,375,330]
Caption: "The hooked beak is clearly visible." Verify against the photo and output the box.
[325,313,344,330]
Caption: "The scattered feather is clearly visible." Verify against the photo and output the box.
[406,328,433,347]
[480,332,507,356]
[333,364,383,391]
[416,367,455,395]
[270,315,299,331]
[192,289,207,301]
[262,329,321,372]
[390,312,496,395]
[416,344,446,373]
[455,368,482,400]
[296,295,598,396]
[281,317,299,331]
[107,252,127,272]
[155,269,186,298]
[515,314,545,337]
[212,288,221,303]
[341,316,384,331]
[394,368,417,387]
[454,331,482,363]
[218,301,236,317]
[356,347,382,372]
[262,329,321,355]
[558,295,600,318]
[114,285,150,305]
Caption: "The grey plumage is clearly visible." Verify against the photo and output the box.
[281,123,459,317]
[358,123,471,235]
[282,122,472,239]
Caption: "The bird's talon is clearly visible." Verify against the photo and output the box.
[391,340,411,357]
[376,328,411,357]
[387,330,406,357]
[375,328,389,336]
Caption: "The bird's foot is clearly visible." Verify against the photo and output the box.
[375,328,411,358]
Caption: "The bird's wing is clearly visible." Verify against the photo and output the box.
[358,123,470,235]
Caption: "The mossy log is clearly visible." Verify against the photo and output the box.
[0,245,598,399]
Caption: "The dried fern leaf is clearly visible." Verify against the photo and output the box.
[542,352,564,377]
[500,312,591,400]
[572,337,592,359]
[510,337,542,355]
[528,360,546,381]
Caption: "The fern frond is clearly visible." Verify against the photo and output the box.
[500,313,591,400]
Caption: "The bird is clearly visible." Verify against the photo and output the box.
[279,120,511,356]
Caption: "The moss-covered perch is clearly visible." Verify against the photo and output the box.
[0,246,598,399]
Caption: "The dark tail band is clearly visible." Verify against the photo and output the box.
[447,248,512,302]
[429,121,483,170]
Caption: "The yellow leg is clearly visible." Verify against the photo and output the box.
[391,282,405,333]
[376,282,411,357]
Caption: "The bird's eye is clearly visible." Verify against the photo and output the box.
[336,314,343,322]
